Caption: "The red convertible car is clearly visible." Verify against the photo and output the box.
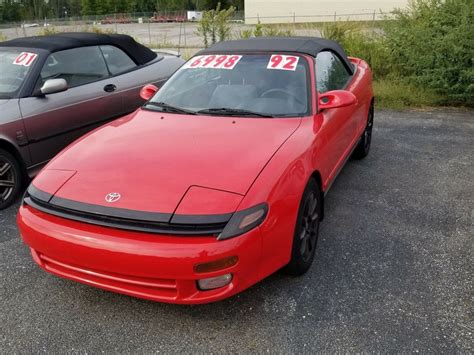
[18,37,374,304]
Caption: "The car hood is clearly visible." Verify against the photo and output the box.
[37,110,301,215]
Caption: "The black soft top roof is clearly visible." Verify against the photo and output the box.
[1,32,157,65]
[198,36,353,74]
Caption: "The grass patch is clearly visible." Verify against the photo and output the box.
[234,21,294,40]
[269,20,387,31]
[0,32,6,41]
[37,25,117,36]
[374,79,442,110]
[83,25,115,34]
[150,40,176,49]
[37,26,61,36]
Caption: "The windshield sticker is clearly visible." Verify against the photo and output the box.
[13,52,38,67]
[267,55,299,71]
[183,55,242,70]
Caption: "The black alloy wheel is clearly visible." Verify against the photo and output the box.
[286,178,321,276]
[0,149,22,210]
[353,103,374,159]
[299,191,319,263]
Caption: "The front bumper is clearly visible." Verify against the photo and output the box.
[17,205,263,304]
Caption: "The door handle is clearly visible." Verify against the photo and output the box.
[104,84,117,93]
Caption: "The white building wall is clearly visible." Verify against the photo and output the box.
[244,0,410,24]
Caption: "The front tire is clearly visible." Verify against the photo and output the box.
[286,178,321,276]
[352,103,374,160]
[0,149,22,210]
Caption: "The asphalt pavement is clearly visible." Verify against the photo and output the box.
[1,109,472,353]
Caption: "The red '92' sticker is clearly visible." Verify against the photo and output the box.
[13,52,38,67]
[183,55,242,70]
[267,55,299,71]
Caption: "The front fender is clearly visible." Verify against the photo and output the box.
[0,100,32,168]
[238,117,323,277]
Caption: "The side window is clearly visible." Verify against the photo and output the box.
[100,45,137,75]
[316,51,351,93]
[38,46,109,88]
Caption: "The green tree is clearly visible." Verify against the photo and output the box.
[384,0,474,104]
[115,0,134,13]
[197,3,235,47]
[155,0,188,11]
[0,1,22,22]
[198,0,228,11]
[228,0,243,11]
[134,0,157,12]
[81,0,93,15]
[62,0,83,17]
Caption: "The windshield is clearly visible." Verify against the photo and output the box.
[0,50,38,99]
[149,53,310,117]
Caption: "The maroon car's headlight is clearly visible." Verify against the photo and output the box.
[217,203,268,240]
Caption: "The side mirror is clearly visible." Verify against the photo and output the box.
[318,90,357,110]
[40,78,68,95]
[140,84,158,101]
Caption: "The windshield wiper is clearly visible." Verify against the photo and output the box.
[143,101,196,115]
[197,108,275,118]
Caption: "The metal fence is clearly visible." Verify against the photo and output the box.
[0,10,390,54]
[0,11,246,30]
[245,10,390,24]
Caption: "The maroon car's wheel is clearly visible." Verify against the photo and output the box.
[353,103,374,159]
[286,178,321,276]
[0,149,22,210]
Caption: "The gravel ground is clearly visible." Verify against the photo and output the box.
[0,109,472,353]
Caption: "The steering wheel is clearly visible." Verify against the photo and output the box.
[260,88,305,106]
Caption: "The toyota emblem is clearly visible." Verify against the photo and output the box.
[105,192,121,203]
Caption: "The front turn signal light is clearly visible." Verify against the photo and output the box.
[217,203,268,240]
[194,255,239,274]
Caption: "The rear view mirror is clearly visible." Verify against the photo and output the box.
[40,79,68,95]
[318,90,357,110]
[140,84,159,101]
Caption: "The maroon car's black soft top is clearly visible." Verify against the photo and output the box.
[1,32,157,65]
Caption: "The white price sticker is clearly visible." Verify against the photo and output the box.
[267,55,299,71]
[13,52,38,67]
[183,54,242,70]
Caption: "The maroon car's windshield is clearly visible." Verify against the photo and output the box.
[0,49,38,99]
[149,53,310,117]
